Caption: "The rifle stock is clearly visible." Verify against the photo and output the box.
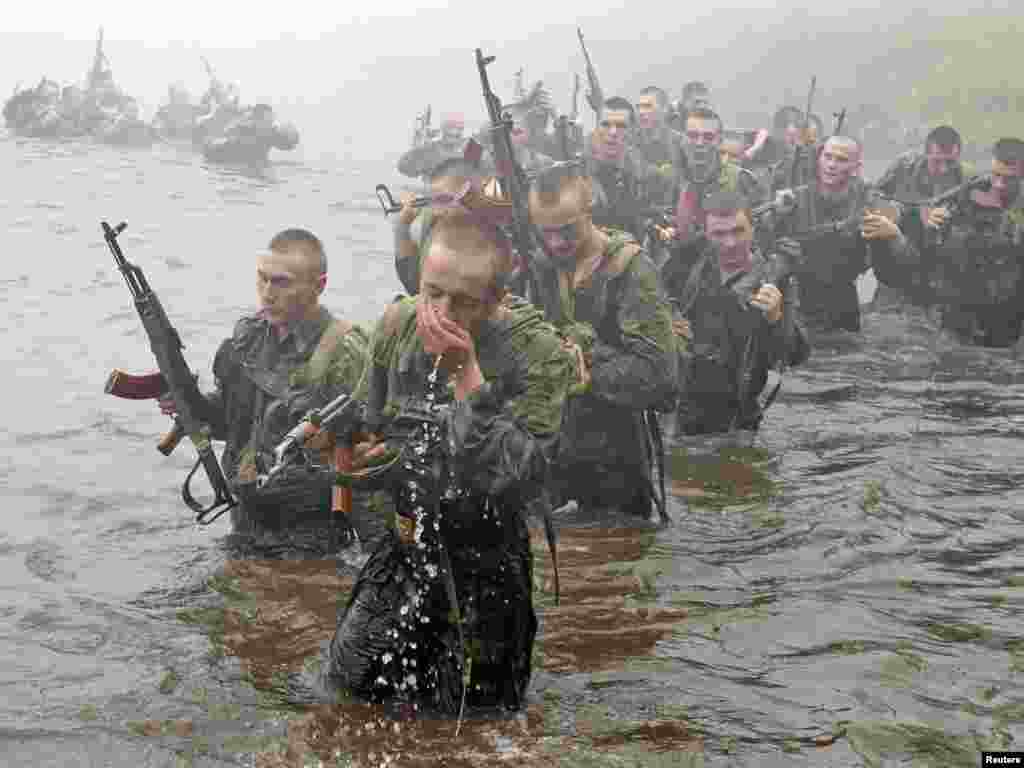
[102,221,236,525]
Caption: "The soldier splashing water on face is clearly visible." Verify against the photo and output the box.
[322,203,576,714]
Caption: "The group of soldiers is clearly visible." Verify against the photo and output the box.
[144,57,1024,719]
[4,29,300,164]
[3,28,152,146]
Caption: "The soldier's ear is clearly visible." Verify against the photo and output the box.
[316,273,327,295]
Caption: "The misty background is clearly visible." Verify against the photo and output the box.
[2,1,1021,170]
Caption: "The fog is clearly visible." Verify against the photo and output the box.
[2,0,1019,165]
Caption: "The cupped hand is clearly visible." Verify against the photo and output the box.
[751,283,783,324]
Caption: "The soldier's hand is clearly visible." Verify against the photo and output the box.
[564,340,591,395]
[751,283,783,324]
[158,392,176,417]
[654,224,676,243]
[398,191,418,226]
[672,318,692,340]
[304,425,334,453]
[924,205,949,231]
[861,212,900,241]
[352,433,389,471]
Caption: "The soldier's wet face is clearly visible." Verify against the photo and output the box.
[989,158,1023,206]
[530,182,589,271]
[508,110,529,147]
[594,108,631,160]
[440,117,464,145]
[705,209,753,272]
[419,239,500,342]
[817,138,861,193]
[684,116,721,147]
[925,142,960,179]
[256,247,325,330]
[783,123,801,147]
[636,93,662,131]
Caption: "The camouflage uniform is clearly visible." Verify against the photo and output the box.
[665,244,810,434]
[634,124,684,206]
[876,150,973,204]
[769,179,918,333]
[585,142,655,241]
[199,307,369,537]
[528,233,677,518]
[326,295,575,711]
[875,199,1024,346]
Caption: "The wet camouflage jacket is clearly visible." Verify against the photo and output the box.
[879,200,1024,346]
[585,143,657,240]
[875,150,973,204]
[777,179,917,332]
[527,233,677,503]
[355,295,576,501]
[202,307,369,486]
[672,245,810,434]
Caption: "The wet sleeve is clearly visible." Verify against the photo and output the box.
[353,302,409,430]
[764,278,810,369]
[395,210,432,296]
[875,156,907,197]
[444,327,575,497]
[589,253,678,409]
[396,144,435,178]
[204,338,234,440]
[869,223,922,284]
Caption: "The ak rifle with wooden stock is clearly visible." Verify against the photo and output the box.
[475,46,536,297]
[101,221,236,525]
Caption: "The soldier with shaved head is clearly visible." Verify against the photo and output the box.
[768,134,915,333]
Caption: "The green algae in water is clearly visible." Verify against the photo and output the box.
[781,738,801,753]
[207,702,242,721]
[158,669,180,694]
[828,640,867,655]
[79,704,99,722]
[1008,640,1024,673]
[174,751,193,768]
[190,687,208,706]
[845,720,997,768]
[221,734,287,754]
[861,480,883,514]
[880,649,928,688]
[925,622,991,643]
[665,446,778,510]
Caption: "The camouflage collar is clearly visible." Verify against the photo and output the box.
[262,306,331,357]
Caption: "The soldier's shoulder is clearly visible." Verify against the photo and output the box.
[231,312,267,341]
[377,295,417,339]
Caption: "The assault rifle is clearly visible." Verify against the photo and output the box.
[789,76,818,192]
[101,221,236,525]
[577,28,604,117]
[885,174,993,247]
[475,47,536,296]
[570,73,580,124]
[88,27,107,88]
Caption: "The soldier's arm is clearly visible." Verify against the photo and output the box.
[394,208,429,296]
[445,324,576,497]
[874,154,910,196]
[763,278,810,369]
[588,251,678,409]
[204,337,236,441]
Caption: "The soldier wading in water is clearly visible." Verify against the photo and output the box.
[319,201,577,713]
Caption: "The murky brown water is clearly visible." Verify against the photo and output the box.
[3,135,1023,767]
